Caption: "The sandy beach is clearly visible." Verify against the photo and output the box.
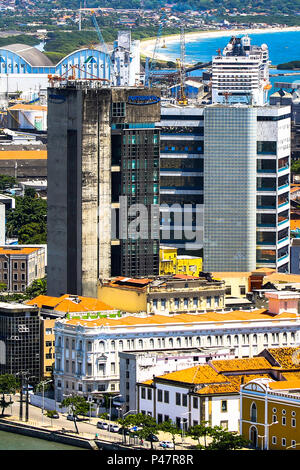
[140,26,300,63]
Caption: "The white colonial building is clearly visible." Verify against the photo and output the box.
[53,291,300,404]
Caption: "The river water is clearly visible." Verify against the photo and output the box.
[0,429,86,450]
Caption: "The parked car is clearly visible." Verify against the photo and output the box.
[51,412,59,419]
[146,433,159,442]
[109,424,120,433]
[97,421,104,429]
[66,414,84,422]
[101,422,109,430]
[159,441,174,448]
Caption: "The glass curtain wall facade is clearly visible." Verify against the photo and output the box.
[203,106,257,271]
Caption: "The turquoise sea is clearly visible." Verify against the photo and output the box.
[0,429,85,450]
[156,29,300,87]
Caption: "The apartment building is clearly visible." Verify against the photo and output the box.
[0,246,45,292]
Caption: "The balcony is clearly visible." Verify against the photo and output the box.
[278,236,289,245]
[278,253,289,262]
[278,218,289,226]
[257,223,276,228]
[278,165,289,172]
[257,205,276,210]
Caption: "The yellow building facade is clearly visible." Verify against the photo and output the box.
[240,378,300,450]
[159,246,202,276]
[40,318,56,379]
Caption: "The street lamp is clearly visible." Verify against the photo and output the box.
[257,421,278,450]
[41,379,53,426]
[180,411,192,443]
[108,394,122,425]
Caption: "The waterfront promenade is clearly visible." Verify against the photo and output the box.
[0,395,198,450]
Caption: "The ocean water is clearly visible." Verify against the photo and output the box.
[0,429,86,450]
[158,30,300,66]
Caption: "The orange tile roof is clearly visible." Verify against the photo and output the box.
[0,247,40,255]
[142,380,153,386]
[269,379,300,390]
[212,272,251,278]
[264,272,300,283]
[210,357,271,372]
[26,294,113,312]
[63,309,299,328]
[266,347,300,369]
[0,150,47,160]
[156,365,229,385]
[8,104,47,111]
[196,374,273,395]
[282,371,300,381]
[291,220,300,231]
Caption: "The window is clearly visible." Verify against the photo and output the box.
[240,286,246,295]
[157,413,163,424]
[46,353,52,359]
[21,274,25,281]
[3,262,7,269]
[157,389,163,402]
[174,298,179,309]
[207,296,211,307]
[21,262,25,270]
[164,391,169,404]
[65,360,69,372]
[221,400,227,412]
[225,286,231,295]
[193,297,198,307]
[147,388,152,400]
[176,393,181,406]
[282,438,286,447]
[272,414,277,423]
[13,284,18,291]
[141,388,146,399]
[112,101,126,117]
[111,341,115,351]
[164,415,169,422]
[111,362,115,374]
[282,417,286,426]
[111,384,115,391]
[291,440,296,448]
[46,328,52,335]
[272,436,277,445]
[292,418,296,427]
[13,262,18,269]
[220,420,228,429]
[161,299,166,310]
[250,403,257,422]
[182,394,187,407]
[193,397,198,409]
[46,341,52,347]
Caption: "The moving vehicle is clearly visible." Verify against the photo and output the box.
[159,441,174,448]
[147,433,159,442]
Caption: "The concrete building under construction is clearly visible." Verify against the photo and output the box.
[47,82,160,298]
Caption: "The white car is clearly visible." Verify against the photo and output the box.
[159,441,175,449]
[101,422,109,430]
[109,424,120,433]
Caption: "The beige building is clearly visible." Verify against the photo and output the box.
[0,246,45,292]
[98,274,226,314]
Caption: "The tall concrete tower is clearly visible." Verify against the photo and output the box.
[47,83,161,297]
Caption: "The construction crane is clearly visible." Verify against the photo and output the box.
[146,8,167,87]
[176,26,188,106]
[91,10,114,83]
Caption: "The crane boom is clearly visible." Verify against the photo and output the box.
[91,11,113,82]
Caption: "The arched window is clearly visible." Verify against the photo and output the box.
[177,338,181,347]
[227,335,231,346]
[253,334,257,345]
[234,335,238,346]
[138,339,143,349]
[196,337,201,347]
[111,340,115,351]
[291,332,295,342]
[283,332,287,344]
[250,402,257,423]
[150,339,154,349]
[207,336,211,346]
[99,341,105,352]
[264,334,268,344]
[119,340,123,351]
[169,338,173,347]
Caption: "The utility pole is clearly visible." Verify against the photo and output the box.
[19,374,23,421]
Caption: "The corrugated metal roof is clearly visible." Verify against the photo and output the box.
[1,43,53,67]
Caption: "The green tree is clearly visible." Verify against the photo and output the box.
[6,188,47,243]
[158,419,181,450]
[0,175,17,191]
[0,374,19,416]
[292,160,300,174]
[188,422,215,448]
[118,413,158,448]
[60,395,89,434]
[207,426,250,450]
[24,278,47,299]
